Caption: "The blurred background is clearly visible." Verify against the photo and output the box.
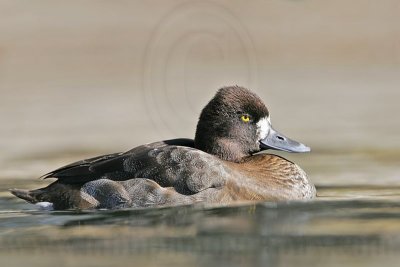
[1,1,400,266]
[1,0,399,186]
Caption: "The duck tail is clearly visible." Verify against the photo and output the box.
[9,188,43,204]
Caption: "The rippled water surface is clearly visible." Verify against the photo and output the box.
[1,151,399,267]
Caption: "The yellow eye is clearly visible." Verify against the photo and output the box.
[241,115,250,123]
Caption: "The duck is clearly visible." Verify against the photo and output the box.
[10,86,316,210]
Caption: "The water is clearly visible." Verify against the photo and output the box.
[1,151,399,267]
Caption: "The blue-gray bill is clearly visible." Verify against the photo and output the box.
[260,126,310,153]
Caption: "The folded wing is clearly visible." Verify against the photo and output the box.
[41,138,227,194]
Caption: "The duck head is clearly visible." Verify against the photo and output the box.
[194,86,310,162]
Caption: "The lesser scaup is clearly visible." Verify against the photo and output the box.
[11,86,315,209]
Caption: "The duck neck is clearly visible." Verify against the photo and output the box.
[195,137,249,163]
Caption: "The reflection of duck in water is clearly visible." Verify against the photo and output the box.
[11,86,315,210]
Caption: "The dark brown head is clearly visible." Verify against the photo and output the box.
[194,86,310,162]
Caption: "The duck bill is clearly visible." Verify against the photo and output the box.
[260,126,310,153]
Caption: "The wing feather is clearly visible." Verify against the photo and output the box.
[41,139,196,185]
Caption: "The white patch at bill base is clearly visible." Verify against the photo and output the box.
[256,117,270,141]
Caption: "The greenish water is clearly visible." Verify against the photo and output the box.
[1,151,399,267]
